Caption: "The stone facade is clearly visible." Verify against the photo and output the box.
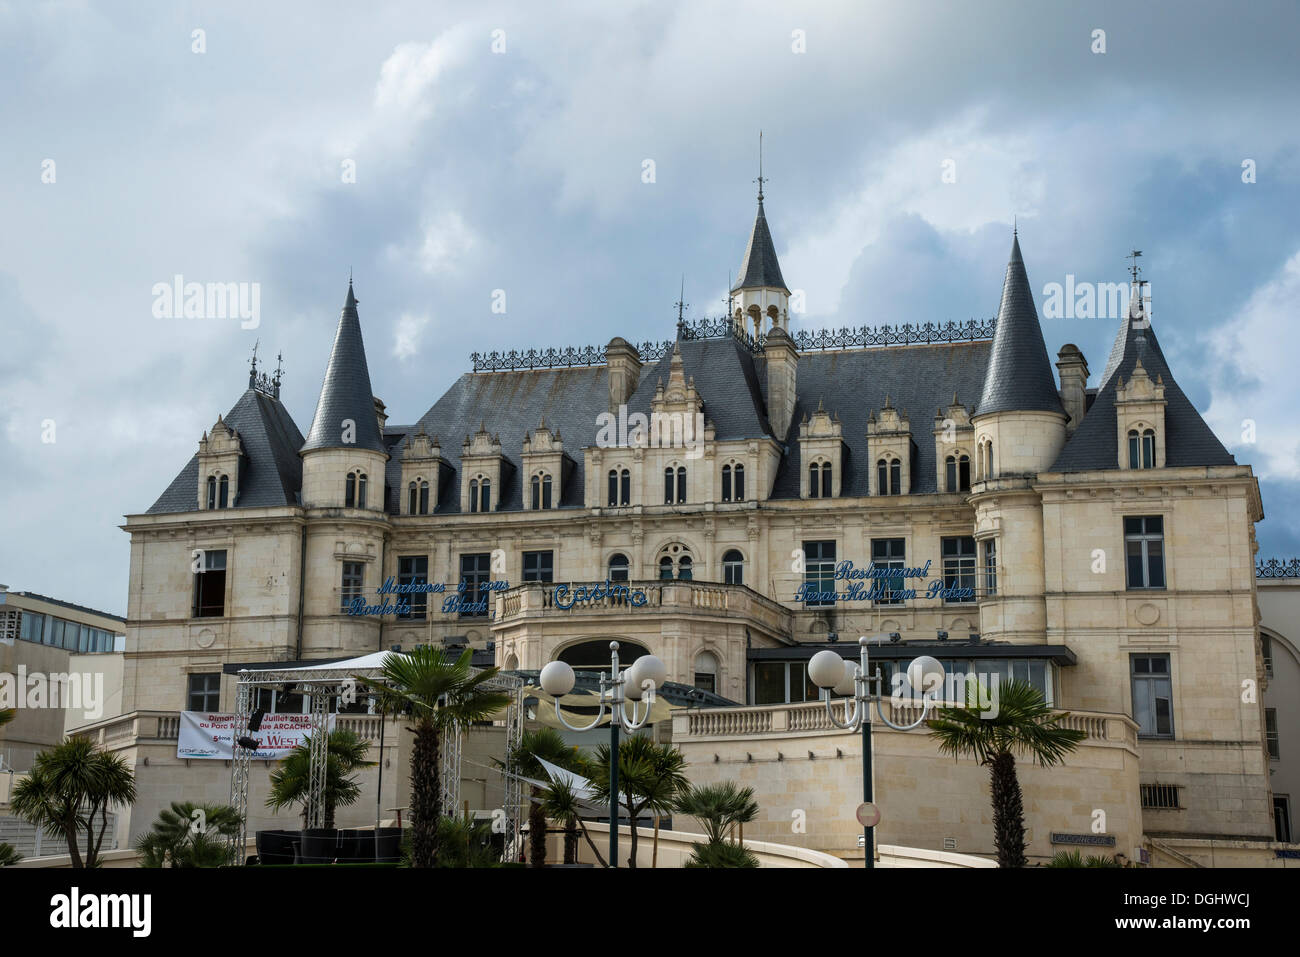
[104,204,1281,864]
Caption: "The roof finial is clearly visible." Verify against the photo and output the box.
[1013,215,1017,236]
[675,274,687,333]
[1126,248,1143,285]
[754,130,767,203]
[248,338,260,387]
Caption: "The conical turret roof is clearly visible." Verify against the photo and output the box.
[976,234,1066,417]
[731,198,789,294]
[301,281,387,455]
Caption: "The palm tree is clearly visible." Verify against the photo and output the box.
[538,778,607,867]
[926,678,1087,867]
[10,737,136,868]
[675,780,759,846]
[684,840,759,868]
[506,727,583,866]
[135,801,241,867]
[588,736,688,868]
[265,728,374,829]
[0,843,21,866]
[0,708,13,728]
[358,647,510,868]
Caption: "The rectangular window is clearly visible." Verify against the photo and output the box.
[1140,783,1181,810]
[694,672,716,694]
[193,549,228,618]
[1131,654,1174,738]
[523,550,554,583]
[20,611,44,643]
[1124,516,1166,589]
[982,539,998,597]
[941,536,976,604]
[459,552,491,618]
[750,661,821,705]
[1265,707,1280,760]
[802,540,836,608]
[397,555,428,620]
[1262,633,1274,678]
[187,672,221,712]
[1276,796,1293,843]
[341,561,364,612]
[871,538,906,605]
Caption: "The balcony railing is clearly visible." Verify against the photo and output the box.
[493,579,793,636]
[675,699,1139,751]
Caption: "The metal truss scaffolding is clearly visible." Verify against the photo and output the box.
[227,660,526,865]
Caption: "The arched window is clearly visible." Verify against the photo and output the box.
[877,458,900,495]
[479,478,490,512]
[721,465,732,502]
[608,553,630,582]
[987,441,994,479]
[664,468,674,504]
[408,482,418,515]
[694,651,719,694]
[218,475,229,508]
[659,556,674,579]
[543,474,552,509]
[620,468,630,505]
[1129,429,1155,469]
[676,467,687,503]
[820,462,832,498]
[734,464,745,501]
[723,549,744,586]
[206,475,217,510]
[345,471,357,507]
[531,474,541,510]
[469,479,479,513]
[419,480,429,514]
[608,469,619,507]
[946,454,971,492]
[677,555,693,580]
[809,463,820,498]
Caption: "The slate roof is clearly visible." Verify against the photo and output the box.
[1051,311,1235,472]
[301,282,387,455]
[976,235,1067,418]
[732,198,789,293]
[147,388,305,513]
[762,341,992,498]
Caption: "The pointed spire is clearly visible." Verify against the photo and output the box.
[976,233,1066,417]
[732,149,789,294]
[301,281,387,455]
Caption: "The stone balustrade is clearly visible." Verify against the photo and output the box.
[676,698,1139,749]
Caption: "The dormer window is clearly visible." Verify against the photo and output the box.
[206,475,217,510]
[1128,429,1155,469]
[876,457,901,496]
[808,461,832,498]
[945,454,971,492]
[722,463,746,502]
[219,475,229,508]
[345,471,367,508]
[469,476,490,513]
[407,480,430,515]
[530,472,553,510]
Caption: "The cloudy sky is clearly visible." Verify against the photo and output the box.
[2,0,1298,615]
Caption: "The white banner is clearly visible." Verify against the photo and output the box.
[177,710,335,760]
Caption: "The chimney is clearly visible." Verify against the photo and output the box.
[1056,344,1089,435]
[605,338,642,415]
[373,396,388,437]
[765,326,799,440]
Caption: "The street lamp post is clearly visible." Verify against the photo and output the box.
[808,636,945,869]
[539,642,666,868]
